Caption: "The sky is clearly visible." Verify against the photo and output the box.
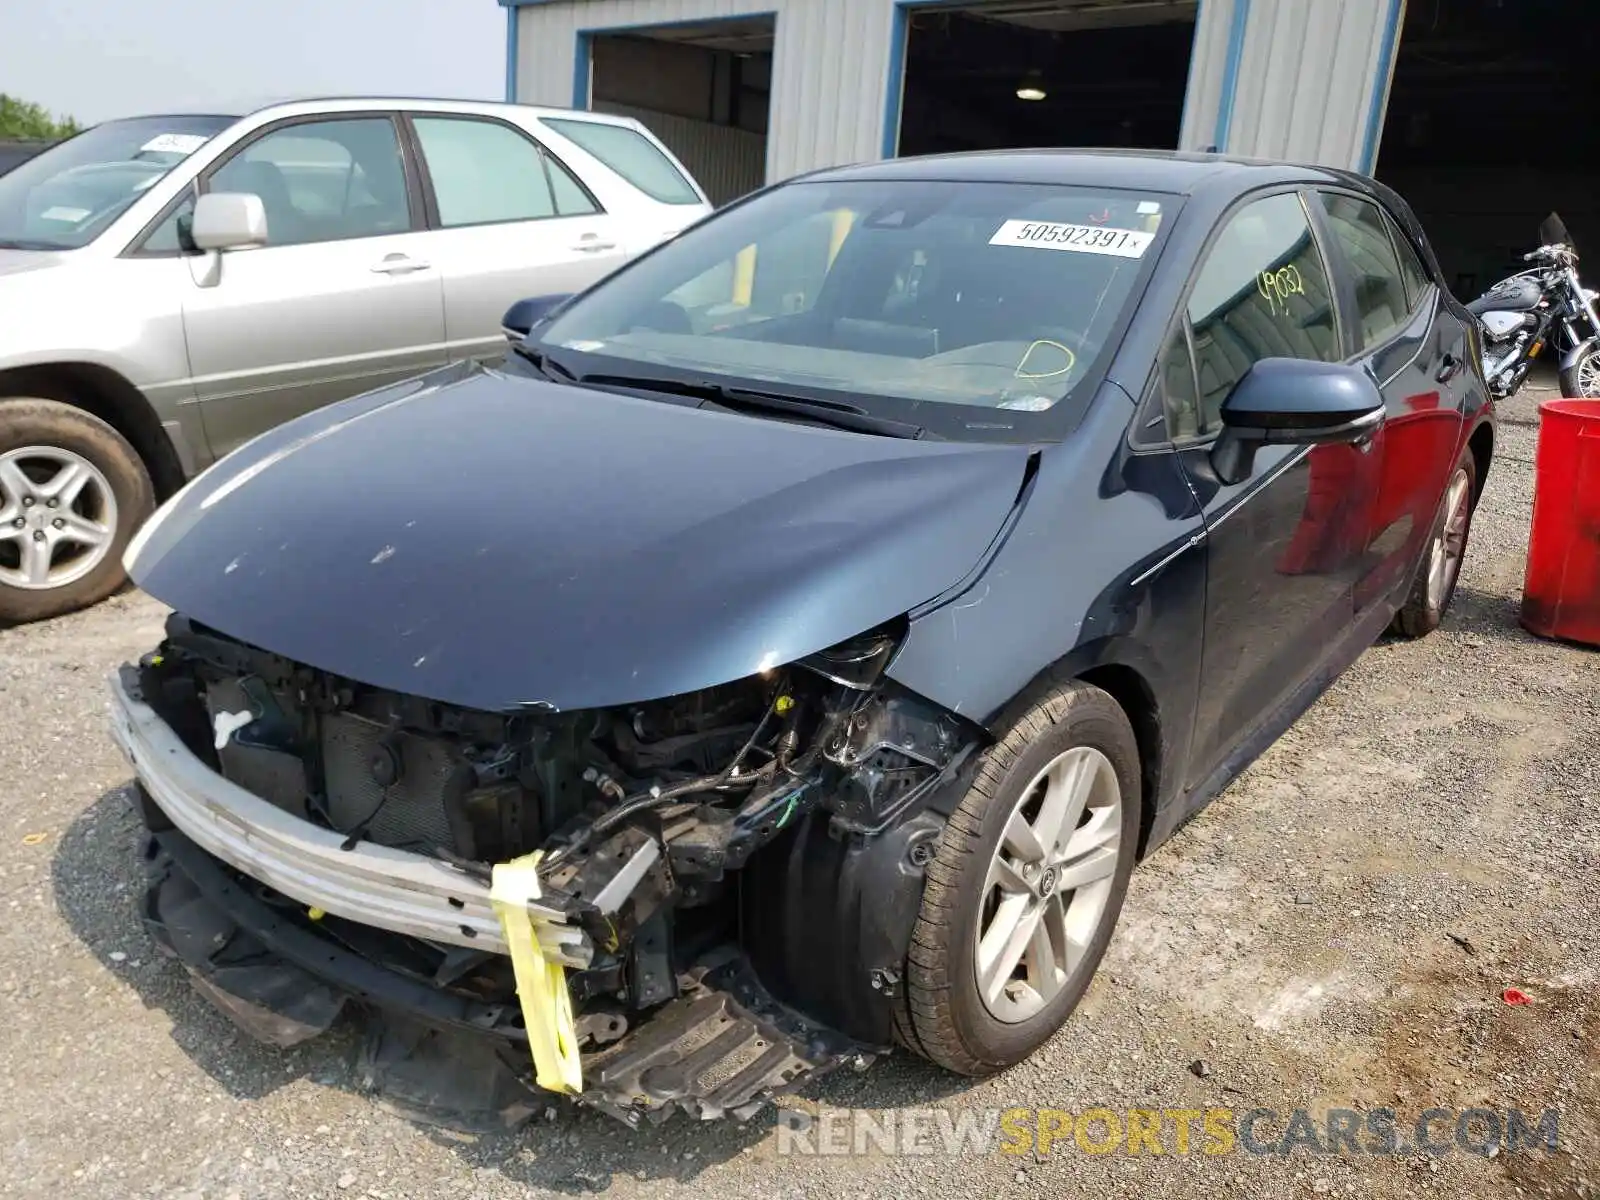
[2,0,506,124]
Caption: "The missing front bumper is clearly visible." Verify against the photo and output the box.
[139,819,865,1127]
[115,656,891,1125]
[108,666,586,964]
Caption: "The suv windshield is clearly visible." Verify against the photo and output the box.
[0,114,232,250]
[535,177,1174,437]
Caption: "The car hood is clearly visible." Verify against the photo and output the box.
[0,247,72,278]
[129,361,1032,712]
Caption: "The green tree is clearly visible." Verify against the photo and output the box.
[0,94,81,140]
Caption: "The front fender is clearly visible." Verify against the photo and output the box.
[1560,335,1599,373]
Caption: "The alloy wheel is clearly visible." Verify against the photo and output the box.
[1577,352,1600,399]
[1425,466,1472,614]
[0,446,119,591]
[974,745,1123,1024]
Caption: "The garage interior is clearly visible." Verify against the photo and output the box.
[586,16,774,205]
[1376,0,1600,299]
[895,0,1199,158]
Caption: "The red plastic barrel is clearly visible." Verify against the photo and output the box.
[1520,398,1600,646]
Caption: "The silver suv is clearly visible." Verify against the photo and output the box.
[0,98,712,623]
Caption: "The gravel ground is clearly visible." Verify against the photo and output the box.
[1,378,1596,1200]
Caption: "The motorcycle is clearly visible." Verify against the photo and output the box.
[1467,212,1600,399]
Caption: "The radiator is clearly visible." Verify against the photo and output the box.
[320,711,461,852]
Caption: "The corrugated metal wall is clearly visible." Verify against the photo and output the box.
[514,0,897,186]
[515,0,745,108]
[514,0,1391,185]
[1179,0,1239,151]
[762,0,896,178]
[593,100,767,203]
[1225,0,1399,170]
[514,0,762,111]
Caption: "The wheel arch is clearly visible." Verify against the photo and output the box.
[1467,418,1494,503]
[985,646,1167,861]
[1076,662,1162,856]
[0,362,187,500]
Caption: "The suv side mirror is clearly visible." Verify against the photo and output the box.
[502,293,573,343]
[191,192,268,251]
[1212,358,1385,485]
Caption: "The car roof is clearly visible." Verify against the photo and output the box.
[805,148,1352,198]
[100,97,642,128]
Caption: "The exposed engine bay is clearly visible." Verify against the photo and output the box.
[129,613,980,1126]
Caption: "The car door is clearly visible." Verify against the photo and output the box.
[403,113,630,366]
[1160,190,1369,790]
[175,113,447,457]
[1313,189,1468,615]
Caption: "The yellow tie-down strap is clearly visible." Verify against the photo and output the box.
[490,851,583,1095]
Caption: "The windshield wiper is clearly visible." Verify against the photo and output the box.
[578,372,925,440]
[0,238,68,251]
[511,342,577,383]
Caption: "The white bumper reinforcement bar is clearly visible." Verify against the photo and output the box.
[107,670,589,967]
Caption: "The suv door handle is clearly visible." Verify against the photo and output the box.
[1436,352,1462,383]
[371,254,431,275]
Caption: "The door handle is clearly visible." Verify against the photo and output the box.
[571,233,618,253]
[371,254,431,275]
[1435,352,1462,383]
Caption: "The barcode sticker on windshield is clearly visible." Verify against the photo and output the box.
[990,220,1154,258]
[140,133,209,155]
[39,206,90,223]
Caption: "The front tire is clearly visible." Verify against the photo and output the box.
[0,398,154,625]
[1390,449,1477,639]
[1558,346,1600,398]
[896,680,1140,1076]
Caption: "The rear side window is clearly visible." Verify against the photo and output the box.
[1186,192,1340,434]
[541,118,701,206]
[545,155,600,216]
[1382,210,1432,311]
[1319,192,1412,348]
[415,117,556,226]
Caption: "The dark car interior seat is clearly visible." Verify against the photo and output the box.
[340,133,413,239]
[898,243,1119,354]
[213,159,302,246]
[340,164,410,239]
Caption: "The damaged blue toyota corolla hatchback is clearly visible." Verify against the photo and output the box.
[111,150,1494,1128]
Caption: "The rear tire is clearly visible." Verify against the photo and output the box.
[0,398,154,625]
[1390,448,1477,639]
[894,680,1140,1076]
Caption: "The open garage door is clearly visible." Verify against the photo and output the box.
[896,0,1199,157]
[1376,0,1600,298]
[586,16,774,206]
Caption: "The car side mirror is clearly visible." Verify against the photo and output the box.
[502,293,574,343]
[191,192,268,251]
[1211,358,1385,486]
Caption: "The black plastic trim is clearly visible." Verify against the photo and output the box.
[147,822,531,1045]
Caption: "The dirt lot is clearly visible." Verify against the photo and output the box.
[1,380,1596,1200]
